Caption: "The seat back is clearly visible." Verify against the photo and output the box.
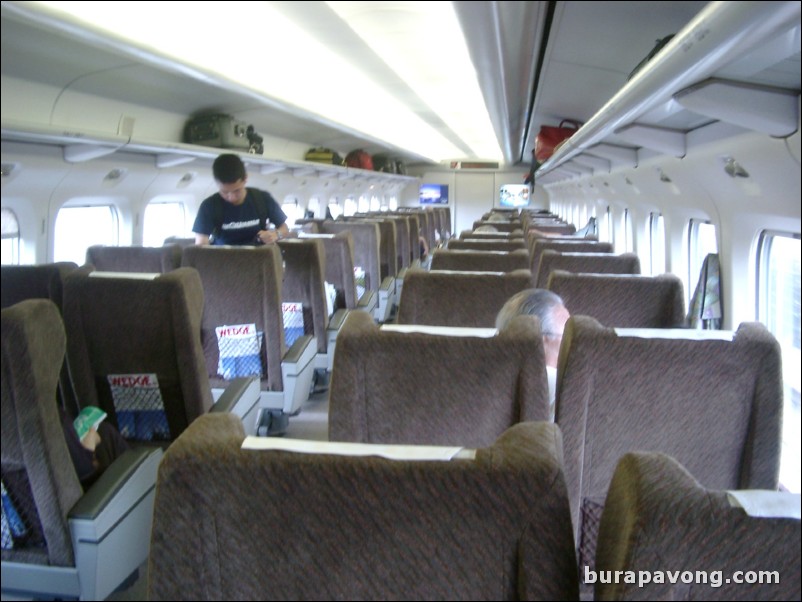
[86,244,182,273]
[460,230,524,240]
[277,238,329,354]
[300,231,359,310]
[181,245,286,392]
[535,250,640,286]
[1,262,78,310]
[547,271,686,327]
[62,268,212,443]
[330,311,549,446]
[530,239,613,274]
[2,299,82,567]
[320,221,382,293]
[431,248,530,272]
[595,452,800,601]
[397,268,534,327]
[472,220,523,233]
[556,316,783,571]
[149,416,578,601]
[162,236,196,248]
[1,262,83,414]
[447,239,527,253]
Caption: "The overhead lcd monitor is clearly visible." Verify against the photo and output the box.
[419,184,449,205]
[499,184,530,208]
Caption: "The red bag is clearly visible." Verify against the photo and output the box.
[345,149,374,170]
[534,119,582,163]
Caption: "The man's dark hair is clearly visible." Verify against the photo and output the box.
[212,154,247,183]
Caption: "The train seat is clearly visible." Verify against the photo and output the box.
[472,220,525,233]
[530,239,614,274]
[346,216,401,308]
[297,231,377,315]
[431,248,530,273]
[556,316,783,578]
[0,262,78,311]
[1,299,163,601]
[459,229,525,240]
[85,244,182,273]
[320,220,394,322]
[148,416,578,601]
[595,452,800,601]
[162,236,196,248]
[547,271,686,328]
[534,250,640,287]
[1,262,85,414]
[329,310,550,447]
[277,237,347,374]
[181,245,316,434]
[62,267,260,443]
[447,238,528,253]
[396,268,534,328]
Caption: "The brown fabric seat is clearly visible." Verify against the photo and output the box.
[1,262,84,414]
[330,311,549,447]
[431,248,530,273]
[447,239,527,253]
[547,271,686,327]
[529,239,613,274]
[149,416,579,601]
[534,250,640,286]
[62,268,213,444]
[182,245,287,392]
[86,244,182,273]
[2,299,162,600]
[595,452,800,601]
[397,268,534,328]
[278,238,330,354]
[556,316,783,577]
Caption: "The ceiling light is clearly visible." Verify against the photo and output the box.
[326,1,503,162]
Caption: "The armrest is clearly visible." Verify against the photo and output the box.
[328,308,348,331]
[284,334,315,363]
[380,276,395,293]
[211,376,260,413]
[69,447,162,520]
[357,290,378,312]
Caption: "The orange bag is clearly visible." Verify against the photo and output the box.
[534,119,581,163]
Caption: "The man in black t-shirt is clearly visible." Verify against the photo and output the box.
[193,154,289,246]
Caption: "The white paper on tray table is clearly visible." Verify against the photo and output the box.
[726,490,801,519]
[242,437,474,461]
[381,324,498,338]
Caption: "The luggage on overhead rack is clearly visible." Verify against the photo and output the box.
[183,114,264,154]
[345,149,374,170]
[305,147,344,166]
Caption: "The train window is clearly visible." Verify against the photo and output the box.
[328,199,343,219]
[281,197,302,230]
[389,197,398,211]
[688,219,718,296]
[758,231,801,493]
[143,201,186,247]
[344,196,357,217]
[649,212,666,275]
[308,197,321,218]
[619,208,633,253]
[599,206,613,244]
[357,195,370,214]
[54,205,118,265]
[370,196,381,212]
[1,207,20,265]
